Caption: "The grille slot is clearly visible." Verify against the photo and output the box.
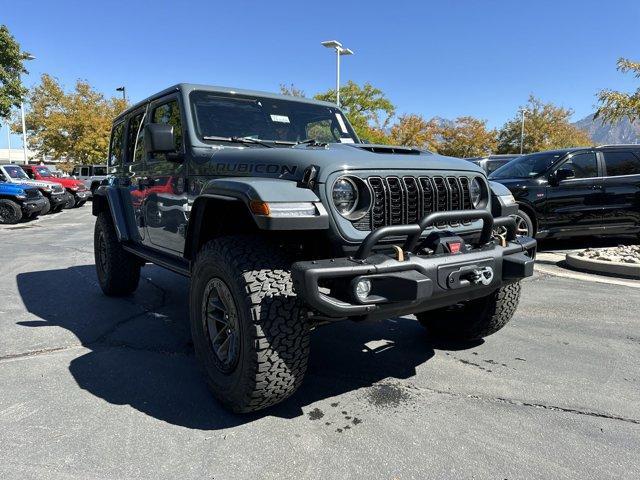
[354,174,477,231]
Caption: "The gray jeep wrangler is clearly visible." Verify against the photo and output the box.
[93,84,536,413]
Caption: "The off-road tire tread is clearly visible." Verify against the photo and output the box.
[94,212,141,296]
[191,235,309,413]
[417,282,521,340]
[40,197,51,215]
[0,199,23,224]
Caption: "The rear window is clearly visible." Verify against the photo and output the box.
[604,151,640,176]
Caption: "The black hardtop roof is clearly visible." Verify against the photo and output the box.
[114,83,338,123]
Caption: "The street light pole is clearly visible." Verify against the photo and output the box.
[6,123,10,163]
[116,86,126,101]
[20,102,28,164]
[519,108,528,155]
[321,40,354,108]
[21,53,36,165]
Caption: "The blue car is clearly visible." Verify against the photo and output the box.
[0,180,48,224]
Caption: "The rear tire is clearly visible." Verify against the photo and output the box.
[417,282,522,341]
[190,235,310,413]
[0,199,23,224]
[94,212,142,296]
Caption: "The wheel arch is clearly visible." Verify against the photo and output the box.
[516,201,538,235]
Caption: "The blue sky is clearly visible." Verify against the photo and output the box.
[2,0,639,148]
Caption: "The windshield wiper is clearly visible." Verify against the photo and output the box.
[202,135,273,148]
[295,138,327,147]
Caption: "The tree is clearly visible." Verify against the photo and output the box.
[439,116,497,158]
[595,57,640,124]
[0,25,31,120]
[279,83,306,97]
[18,74,128,163]
[389,114,440,150]
[315,81,395,143]
[497,96,591,154]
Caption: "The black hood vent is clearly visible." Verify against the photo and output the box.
[348,144,422,155]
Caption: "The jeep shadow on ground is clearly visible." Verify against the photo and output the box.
[16,264,480,430]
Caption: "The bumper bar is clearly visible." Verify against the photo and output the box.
[292,212,535,319]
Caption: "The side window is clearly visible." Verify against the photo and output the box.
[80,167,90,176]
[563,152,598,179]
[151,100,183,157]
[126,111,146,163]
[604,151,640,177]
[25,169,35,179]
[108,121,125,167]
[71,167,79,176]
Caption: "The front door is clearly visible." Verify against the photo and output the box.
[544,151,605,234]
[143,95,187,254]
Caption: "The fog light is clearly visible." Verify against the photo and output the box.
[355,279,372,301]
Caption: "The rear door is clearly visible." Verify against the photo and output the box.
[600,149,640,230]
[123,107,148,241]
[544,151,604,234]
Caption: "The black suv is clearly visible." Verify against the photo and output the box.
[489,145,640,239]
[93,83,536,412]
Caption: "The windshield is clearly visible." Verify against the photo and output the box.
[35,166,53,177]
[3,166,30,180]
[190,91,358,146]
[490,152,565,179]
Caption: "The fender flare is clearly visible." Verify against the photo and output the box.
[184,177,329,260]
[92,186,140,242]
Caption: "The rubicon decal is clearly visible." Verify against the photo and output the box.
[213,162,298,176]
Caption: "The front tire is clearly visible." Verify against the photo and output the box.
[0,199,23,224]
[94,212,142,296]
[190,235,310,413]
[40,197,51,215]
[64,192,76,209]
[417,282,522,341]
[512,210,534,237]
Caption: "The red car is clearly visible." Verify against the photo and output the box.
[22,165,90,208]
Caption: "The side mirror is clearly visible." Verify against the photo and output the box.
[145,123,176,153]
[555,167,575,183]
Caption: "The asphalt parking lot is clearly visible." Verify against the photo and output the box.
[1,208,639,479]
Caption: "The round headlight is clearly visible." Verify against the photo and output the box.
[470,177,482,208]
[332,177,358,216]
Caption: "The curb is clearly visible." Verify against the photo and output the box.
[565,253,640,279]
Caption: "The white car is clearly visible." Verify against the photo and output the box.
[71,164,109,193]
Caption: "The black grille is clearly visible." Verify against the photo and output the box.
[355,175,475,231]
[26,189,40,199]
[52,184,64,194]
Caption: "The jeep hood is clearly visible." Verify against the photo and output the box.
[192,142,484,182]
[0,182,35,195]
[9,178,61,190]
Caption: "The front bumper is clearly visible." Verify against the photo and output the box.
[292,211,536,320]
[22,197,48,214]
[70,190,90,200]
[49,192,67,206]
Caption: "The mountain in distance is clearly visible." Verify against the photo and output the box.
[573,114,640,145]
